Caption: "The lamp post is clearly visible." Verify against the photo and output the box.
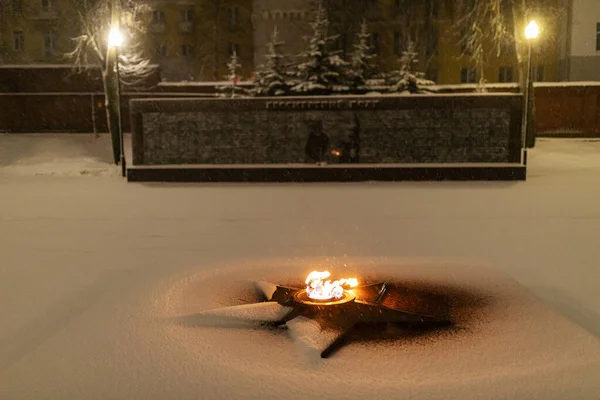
[522,20,539,166]
[108,27,126,177]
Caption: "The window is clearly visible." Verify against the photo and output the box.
[460,27,471,55]
[156,44,167,58]
[336,33,347,55]
[596,22,600,51]
[43,31,55,55]
[228,42,240,57]
[151,11,164,23]
[498,66,514,82]
[227,7,238,27]
[500,40,515,56]
[13,31,24,51]
[180,43,193,57]
[366,0,379,18]
[393,31,401,55]
[426,69,438,83]
[533,65,544,82]
[426,28,438,56]
[460,67,476,83]
[41,0,52,12]
[370,31,380,55]
[426,0,439,18]
[181,9,193,22]
[13,0,23,13]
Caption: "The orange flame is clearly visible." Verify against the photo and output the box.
[305,271,358,300]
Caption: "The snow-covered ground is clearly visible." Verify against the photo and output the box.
[1,134,599,398]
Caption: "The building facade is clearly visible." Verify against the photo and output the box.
[314,0,565,84]
[144,0,254,81]
[0,0,581,84]
[251,0,311,70]
[560,0,600,80]
[0,0,78,64]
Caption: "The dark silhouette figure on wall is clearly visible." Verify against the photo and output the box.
[340,114,361,163]
[305,120,330,163]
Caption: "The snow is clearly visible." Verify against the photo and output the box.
[428,82,600,91]
[286,316,340,359]
[159,81,253,87]
[179,302,292,325]
[255,281,278,300]
[0,64,97,69]
[534,81,600,87]
[1,134,600,398]
[430,83,520,91]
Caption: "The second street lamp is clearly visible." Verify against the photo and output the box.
[108,27,126,177]
[522,20,539,166]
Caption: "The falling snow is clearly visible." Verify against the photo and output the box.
[1,134,599,398]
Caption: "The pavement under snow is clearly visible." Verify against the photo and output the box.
[1,134,599,399]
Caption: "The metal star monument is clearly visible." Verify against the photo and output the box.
[188,277,453,358]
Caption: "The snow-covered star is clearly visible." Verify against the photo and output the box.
[184,279,453,358]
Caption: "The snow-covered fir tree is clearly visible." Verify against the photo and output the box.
[217,51,246,98]
[348,20,376,93]
[290,2,350,95]
[386,41,434,94]
[249,26,290,97]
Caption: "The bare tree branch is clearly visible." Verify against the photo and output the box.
[454,0,565,85]
[64,0,156,83]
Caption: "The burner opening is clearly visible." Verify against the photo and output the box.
[305,271,358,301]
[294,289,356,306]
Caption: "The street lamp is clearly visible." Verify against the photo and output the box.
[522,20,539,165]
[108,27,126,177]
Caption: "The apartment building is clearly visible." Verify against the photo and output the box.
[251,0,311,69]
[560,0,600,80]
[0,0,574,84]
[145,0,254,81]
[0,0,77,64]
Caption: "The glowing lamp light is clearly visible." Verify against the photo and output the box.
[108,27,124,47]
[525,20,539,40]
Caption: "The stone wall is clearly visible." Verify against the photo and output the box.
[130,95,524,165]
